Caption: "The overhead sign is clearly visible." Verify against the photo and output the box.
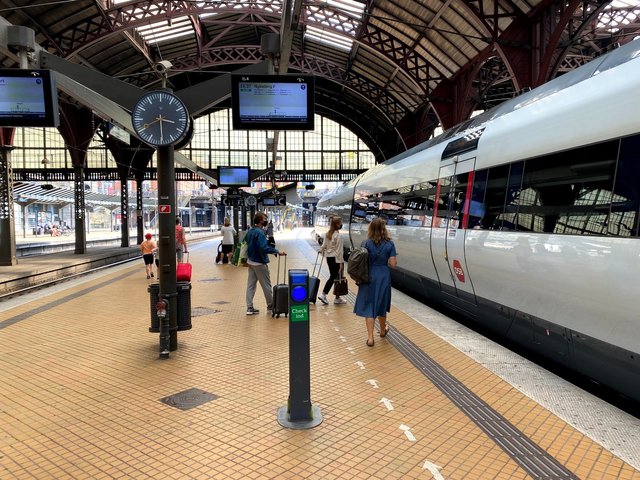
[159,205,171,214]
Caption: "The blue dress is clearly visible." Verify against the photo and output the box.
[353,239,397,318]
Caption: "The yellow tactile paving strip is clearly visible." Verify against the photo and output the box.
[0,237,638,479]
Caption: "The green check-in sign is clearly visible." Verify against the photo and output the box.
[290,305,309,322]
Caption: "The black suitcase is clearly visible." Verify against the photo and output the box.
[308,251,322,304]
[215,242,223,264]
[272,254,289,318]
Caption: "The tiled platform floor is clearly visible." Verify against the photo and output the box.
[1,231,638,479]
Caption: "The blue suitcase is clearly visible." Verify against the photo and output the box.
[308,251,322,304]
[272,254,289,318]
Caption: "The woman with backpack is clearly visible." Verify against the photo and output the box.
[318,216,346,305]
[353,218,397,347]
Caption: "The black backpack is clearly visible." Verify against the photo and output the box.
[347,245,369,284]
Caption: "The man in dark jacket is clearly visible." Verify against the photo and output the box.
[245,212,286,315]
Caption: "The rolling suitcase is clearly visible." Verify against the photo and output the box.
[271,254,289,318]
[177,253,192,282]
[215,242,223,264]
[308,251,322,304]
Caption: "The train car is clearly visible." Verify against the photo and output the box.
[316,39,640,403]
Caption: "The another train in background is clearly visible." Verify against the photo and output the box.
[315,39,640,404]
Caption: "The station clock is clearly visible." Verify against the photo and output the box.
[131,90,189,147]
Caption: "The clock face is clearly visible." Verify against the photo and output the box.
[131,91,189,146]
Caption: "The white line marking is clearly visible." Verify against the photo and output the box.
[422,461,444,480]
[399,424,416,442]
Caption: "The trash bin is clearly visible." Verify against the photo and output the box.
[148,282,192,333]
[176,282,192,331]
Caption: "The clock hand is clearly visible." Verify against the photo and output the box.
[141,117,160,130]
[159,117,163,143]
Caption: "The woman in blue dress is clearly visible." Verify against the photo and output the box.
[353,218,397,346]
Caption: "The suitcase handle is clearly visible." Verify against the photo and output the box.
[312,251,323,277]
[276,253,287,284]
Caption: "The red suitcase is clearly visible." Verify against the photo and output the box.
[177,253,192,282]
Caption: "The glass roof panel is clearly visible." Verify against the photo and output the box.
[304,0,365,51]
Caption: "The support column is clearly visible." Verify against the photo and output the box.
[157,146,178,351]
[120,178,129,247]
[0,144,17,266]
[74,166,87,254]
[57,104,100,255]
[135,176,144,244]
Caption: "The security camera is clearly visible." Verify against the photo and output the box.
[154,60,173,73]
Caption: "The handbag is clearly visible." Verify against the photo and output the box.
[333,277,349,296]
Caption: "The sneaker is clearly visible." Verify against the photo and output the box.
[318,293,329,305]
[334,297,347,304]
[246,307,260,315]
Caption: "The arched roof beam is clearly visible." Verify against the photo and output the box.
[46,1,438,96]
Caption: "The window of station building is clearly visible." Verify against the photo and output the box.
[286,151,304,170]
[324,153,340,169]
[87,139,117,169]
[305,151,322,170]
[306,128,323,151]
[341,151,357,170]
[229,128,248,151]
[12,127,62,169]
[230,151,248,166]
[190,116,210,150]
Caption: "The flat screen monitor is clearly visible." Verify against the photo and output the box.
[218,166,250,187]
[262,197,276,206]
[231,74,314,131]
[0,69,59,127]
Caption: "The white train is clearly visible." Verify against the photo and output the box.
[316,39,640,404]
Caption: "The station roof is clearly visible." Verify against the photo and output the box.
[1,1,639,159]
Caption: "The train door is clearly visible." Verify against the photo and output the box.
[430,156,477,303]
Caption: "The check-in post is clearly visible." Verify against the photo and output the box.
[277,269,323,429]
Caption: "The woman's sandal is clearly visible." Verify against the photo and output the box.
[366,339,375,347]
[379,325,390,338]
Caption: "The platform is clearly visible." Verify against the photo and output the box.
[0,229,639,479]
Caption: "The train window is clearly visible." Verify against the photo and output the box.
[360,184,437,227]
[522,140,618,235]
[514,188,545,232]
[482,165,509,229]
[493,161,524,231]
[433,175,467,228]
[609,135,640,237]
[467,169,487,229]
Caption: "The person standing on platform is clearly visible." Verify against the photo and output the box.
[266,220,275,247]
[244,212,285,315]
[353,218,397,347]
[318,216,346,305]
[140,233,157,279]
[220,217,236,264]
[175,217,188,263]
